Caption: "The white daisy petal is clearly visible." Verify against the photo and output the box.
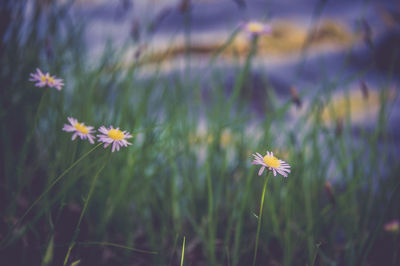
[97,126,133,152]
[62,117,96,144]
[251,150,291,178]
[258,166,265,176]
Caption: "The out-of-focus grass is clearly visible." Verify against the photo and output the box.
[0,1,399,265]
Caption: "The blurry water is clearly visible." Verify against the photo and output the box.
[72,0,399,135]
[74,0,395,49]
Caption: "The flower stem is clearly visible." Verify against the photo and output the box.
[180,236,186,266]
[63,152,109,266]
[0,143,102,249]
[252,172,270,266]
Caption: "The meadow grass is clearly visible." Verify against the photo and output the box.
[0,1,399,265]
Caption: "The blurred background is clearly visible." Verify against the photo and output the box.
[0,0,399,265]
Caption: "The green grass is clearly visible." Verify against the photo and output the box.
[0,1,399,265]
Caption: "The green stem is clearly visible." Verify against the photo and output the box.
[63,152,109,266]
[77,241,157,254]
[206,165,216,264]
[252,172,270,266]
[180,236,186,266]
[0,143,102,249]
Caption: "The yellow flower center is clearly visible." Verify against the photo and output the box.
[247,22,263,33]
[74,123,89,134]
[40,76,47,82]
[108,128,124,140]
[263,155,280,168]
[47,76,55,84]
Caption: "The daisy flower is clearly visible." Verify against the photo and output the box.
[29,68,48,88]
[252,151,291,177]
[97,126,132,152]
[29,68,64,90]
[62,117,95,144]
[241,21,271,36]
[46,74,64,91]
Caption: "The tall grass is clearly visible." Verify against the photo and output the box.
[0,1,399,265]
